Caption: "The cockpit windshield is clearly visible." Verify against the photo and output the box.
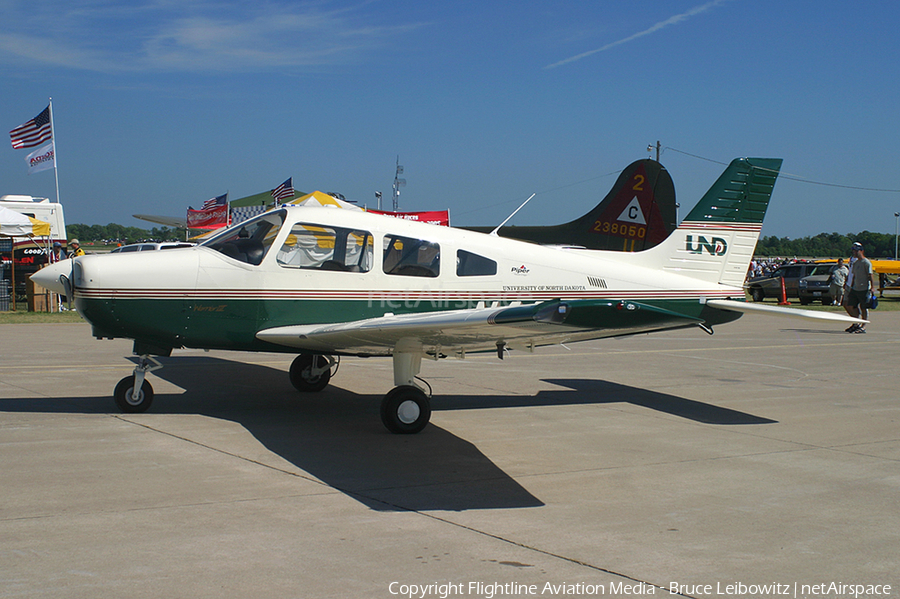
[201,211,286,266]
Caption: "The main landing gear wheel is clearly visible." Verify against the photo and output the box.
[114,375,154,413]
[289,354,332,392]
[380,386,431,434]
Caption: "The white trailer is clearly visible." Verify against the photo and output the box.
[0,195,67,309]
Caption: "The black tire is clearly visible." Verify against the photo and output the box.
[750,287,765,302]
[289,354,331,392]
[380,386,431,434]
[114,376,154,413]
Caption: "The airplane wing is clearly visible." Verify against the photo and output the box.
[705,299,867,324]
[256,299,702,356]
[133,214,189,228]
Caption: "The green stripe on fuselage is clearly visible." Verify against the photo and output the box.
[76,295,743,355]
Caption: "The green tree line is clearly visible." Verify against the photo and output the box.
[756,231,897,258]
[67,223,184,244]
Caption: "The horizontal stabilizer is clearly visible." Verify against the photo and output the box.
[705,299,867,325]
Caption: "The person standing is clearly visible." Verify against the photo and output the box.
[844,242,875,333]
[47,241,69,310]
[49,241,67,263]
[828,258,848,306]
[68,239,85,258]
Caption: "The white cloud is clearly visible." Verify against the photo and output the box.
[545,0,729,69]
[0,1,422,73]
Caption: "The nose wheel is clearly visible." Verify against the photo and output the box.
[114,375,154,413]
[113,355,162,413]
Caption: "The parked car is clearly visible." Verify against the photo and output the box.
[798,271,835,304]
[111,242,195,253]
[746,262,835,302]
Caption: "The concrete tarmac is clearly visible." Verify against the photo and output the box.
[1,313,898,598]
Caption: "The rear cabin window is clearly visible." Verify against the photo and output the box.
[277,224,374,272]
[457,250,497,276]
[383,235,440,278]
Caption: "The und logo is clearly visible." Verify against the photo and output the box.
[686,235,728,256]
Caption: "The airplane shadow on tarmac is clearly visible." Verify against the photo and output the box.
[1,356,775,512]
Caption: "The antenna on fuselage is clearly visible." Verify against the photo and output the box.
[490,193,536,236]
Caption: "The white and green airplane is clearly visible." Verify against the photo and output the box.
[33,158,863,434]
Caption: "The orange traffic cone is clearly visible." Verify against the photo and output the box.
[778,276,791,305]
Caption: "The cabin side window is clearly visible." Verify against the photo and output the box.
[276,223,373,272]
[383,235,440,278]
[456,250,497,276]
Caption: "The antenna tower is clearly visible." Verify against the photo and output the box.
[392,156,406,211]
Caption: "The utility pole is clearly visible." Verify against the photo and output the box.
[392,156,406,212]
[894,211,899,260]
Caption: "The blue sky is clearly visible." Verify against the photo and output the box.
[2,0,899,239]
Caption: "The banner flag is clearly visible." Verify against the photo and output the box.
[187,205,229,229]
[25,142,55,174]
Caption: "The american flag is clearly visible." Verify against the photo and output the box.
[201,193,227,210]
[271,178,294,202]
[10,105,52,149]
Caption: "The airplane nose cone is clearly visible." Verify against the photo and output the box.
[30,258,73,295]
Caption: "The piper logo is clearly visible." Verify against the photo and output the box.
[511,265,530,275]
[686,235,728,256]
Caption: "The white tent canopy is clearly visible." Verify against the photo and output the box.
[0,205,51,237]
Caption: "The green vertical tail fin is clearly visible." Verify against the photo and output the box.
[635,158,783,288]
[682,158,783,226]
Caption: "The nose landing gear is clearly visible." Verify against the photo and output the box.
[113,355,162,413]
